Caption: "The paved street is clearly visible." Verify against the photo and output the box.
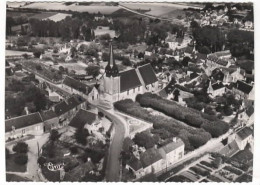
[98,108,126,182]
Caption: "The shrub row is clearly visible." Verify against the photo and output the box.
[189,166,210,177]
[114,99,212,151]
[223,166,243,176]
[136,93,229,138]
[200,161,216,169]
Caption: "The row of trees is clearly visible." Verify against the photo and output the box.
[114,99,212,151]
[136,93,230,138]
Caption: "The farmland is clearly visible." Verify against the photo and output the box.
[6,50,33,57]
[20,2,120,14]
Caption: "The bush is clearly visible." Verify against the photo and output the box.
[74,127,89,145]
[49,129,61,142]
[14,154,28,165]
[33,50,42,58]
[200,161,216,169]
[70,146,78,154]
[38,156,46,167]
[212,157,222,168]
[133,131,155,149]
[190,166,210,176]
[6,148,10,159]
[13,142,28,154]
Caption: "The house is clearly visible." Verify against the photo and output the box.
[62,76,99,101]
[232,80,254,100]
[52,95,87,126]
[238,106,254,126]
[126,156,144,179]
[211,68,225,82]
[5,112,44,141]
[207,81,226,97]
[222,67,244,84]
[144,46,153,56]
[93,26,116,39]
[140,148,164,175]
[99,42,159,102]
[235,127,253,150]
[158,138,185,167]
[40,110,59,132]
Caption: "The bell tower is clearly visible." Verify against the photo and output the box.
[102,41,120,101]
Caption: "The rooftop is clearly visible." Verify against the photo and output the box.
[69,109,96,129]
[237,127,253,140]
[140,148,162,168]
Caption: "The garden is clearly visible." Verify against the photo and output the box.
[6,142,29,173]
[39,130,108,182]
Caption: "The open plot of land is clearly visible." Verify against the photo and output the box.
[29,12,58,20]
[43,13,72,22]
[22,2,120,14]
[6,50,33,57]
[52,61,88,75]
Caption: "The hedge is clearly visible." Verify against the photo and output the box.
[200,161,216,169]
[114,99,212,151]
[189,166,210,176]
[136,93,229,137]
[223,166,243,175]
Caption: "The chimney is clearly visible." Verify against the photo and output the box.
[24,107,29,115]
[173,137,177,143]
[87,157,91,162]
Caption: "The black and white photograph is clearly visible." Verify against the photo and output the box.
[3,0,258,183]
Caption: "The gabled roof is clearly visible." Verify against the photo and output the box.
[233,80,253,94]
[161,138,184,154]
[40,110,57,121]
[69,109,96,129]
[246,106,254,117]
[140,148,162,168]
[126,156,143,171]
[237,127,253,140]
[5,112,43,132]
[63,76,88,94]
[53,95,85,116]
[212,82,225,90]
[119,69,141,92]
[137,63,158,86]
[190,72,199,80]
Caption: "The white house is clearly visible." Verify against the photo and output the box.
[207,81,226,97]
[235,127,253,150]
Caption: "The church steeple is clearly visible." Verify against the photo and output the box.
[105,41,118,77]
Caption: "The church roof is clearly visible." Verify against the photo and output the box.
[137,63,158,86]
[119,69,141,92]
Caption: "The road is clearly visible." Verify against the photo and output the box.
[97,107,127,182]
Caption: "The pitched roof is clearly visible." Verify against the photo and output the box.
[196,53,207,60]
[53,95,85,116]
[63,76,88,94]
[212,82,225,90]
[40,110,57,121]
[140,148,162,168]
[119,69,142,92]
[246,106,254,117]
[190,72,199,80]
[69,109,96,129]
[234,80,253,94]
[161,138,184,154]
[237,127,253,140]
[126,156,143,171]
[5,112,43,132]
[137,64,158,86]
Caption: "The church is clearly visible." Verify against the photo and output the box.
[99,42,159,102]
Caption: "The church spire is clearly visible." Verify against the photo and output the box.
[105,41,118,77]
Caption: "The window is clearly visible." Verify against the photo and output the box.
[92,96,94,100]
[22,129,25,134]
[178,151,183,159]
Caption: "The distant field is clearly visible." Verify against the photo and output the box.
[6,50,33,57]
[43,13,72,22]
[52,62,89,75]
[21,2,120,14]
[28,12,58,20]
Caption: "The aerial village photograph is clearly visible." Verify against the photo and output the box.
[4,1,255,183]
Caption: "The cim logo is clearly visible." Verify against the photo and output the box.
[44,162,65,171]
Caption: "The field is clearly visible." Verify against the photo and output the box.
[52,62,89,75]
[6,50,33,57]
[28,12,58,20]
[43,13,72,22]
[21,2,120,14]
[120,2,189,17]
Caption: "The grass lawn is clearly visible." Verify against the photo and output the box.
[6,153,27,173]
[6,174,31,182]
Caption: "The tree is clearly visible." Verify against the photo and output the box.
[74,127,89,145]
[212,157,222,168]
[14,154,28,165]
[133,132,155,149]
[49,129,61,142]
[122,57,132,66]
[13,142,28,154]
[85,65,100,77]
[22,53,29,59]
[198,46,211,54]
[33,50,42,58]
[182,56,190,67]
[6,148,10,159]
[70,146,78,154]
[16,36,28,47]
[37,156,46,167]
